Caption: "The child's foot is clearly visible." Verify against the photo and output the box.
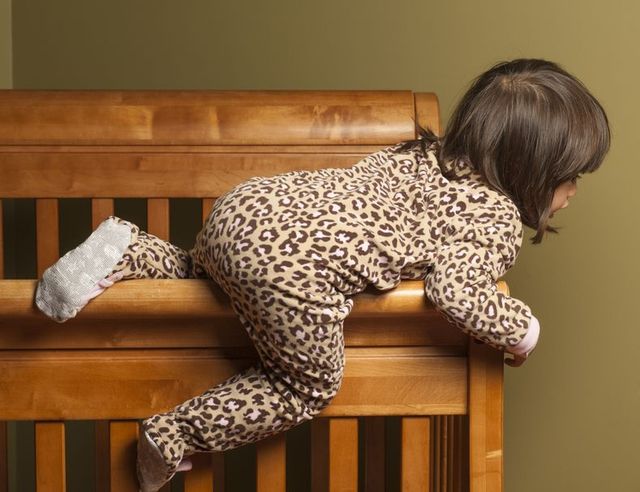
[34,217,131,323]
[136,427,190,492]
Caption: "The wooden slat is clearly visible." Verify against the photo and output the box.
[35,199,59,277]
[95,421,110,492]
[0,152,383,198]
[433,417,441,491]
[109,421,139,492]
[441,416,449,491]
[447,415,455,492]
[92,199,115,228]
[183,453,214,492]
[469,342,503,492]
[0,347,467,420]
[35,422,66,491]
[329,418,358,492]
[202,198,215,225]
[400,417,430,492]
[0,90,416,145]
[363,417,385,492]
[148,199,169,241]
[256,433,286,492]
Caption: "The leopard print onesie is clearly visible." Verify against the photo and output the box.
[105,141,533,479]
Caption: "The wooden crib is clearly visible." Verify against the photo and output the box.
[0,90,505,491]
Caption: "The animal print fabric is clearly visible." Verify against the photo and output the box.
[105,140,533,474]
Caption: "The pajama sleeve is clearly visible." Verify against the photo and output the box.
[423,203,534,352]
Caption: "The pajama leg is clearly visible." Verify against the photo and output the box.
[35,215,209,323]
[140,293,352,486]
[107,216,209,280]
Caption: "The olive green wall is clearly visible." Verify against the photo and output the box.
[8,1,637,491]
[0,0,10,88]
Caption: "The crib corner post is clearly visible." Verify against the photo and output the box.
[469,340,504,492]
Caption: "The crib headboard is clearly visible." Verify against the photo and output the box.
[0,90,503,492]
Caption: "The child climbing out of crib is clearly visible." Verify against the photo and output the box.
[33,58,610,492]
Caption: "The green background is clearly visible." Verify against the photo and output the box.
[0,0,636,490]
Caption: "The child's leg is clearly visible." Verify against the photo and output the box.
[137,299,349,491]
[35,215,208,323]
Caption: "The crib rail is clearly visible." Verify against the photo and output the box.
[0,90,504,491]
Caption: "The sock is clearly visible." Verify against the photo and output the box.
[34,217,131,323]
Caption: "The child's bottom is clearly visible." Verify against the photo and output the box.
[105,217,347,472]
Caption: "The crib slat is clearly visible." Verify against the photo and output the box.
[35,198,59,276]
[202,198,215,225]
[447,416,455,491]
[183,453,214,492]
[453,416,463,492]
[433,417,440,491]
[400,417,430,492]
[442,416,449,491]
[35,422,66,491]
[92,198,115,228]
[109,421,139,492]
[330,418,358,492]
[148,198,170,240]
[363,417,385,492]
[256,433,286,492]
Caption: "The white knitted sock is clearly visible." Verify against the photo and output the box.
[35,217,132,323]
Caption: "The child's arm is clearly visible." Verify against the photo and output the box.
[424,203,538,355]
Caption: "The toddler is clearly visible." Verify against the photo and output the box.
[34,58,610,491]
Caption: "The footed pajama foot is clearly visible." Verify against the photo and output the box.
[136,421,189,492]
[34,217,131,323]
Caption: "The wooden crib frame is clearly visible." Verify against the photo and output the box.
[0,90,505,491]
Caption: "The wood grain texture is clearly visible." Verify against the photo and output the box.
[469,341,503,492]
[256,433,286,492]
[92,199,115,228]
[0,90,415,145]
[329,419,358,492]
[35,422,66,491]
[0,151,387,198]
[414,92,442,136]
[0,347,466,420]
[148,199,169,241]
[35,199,59,277]
[400,417,430,492]
[109,421,139,492]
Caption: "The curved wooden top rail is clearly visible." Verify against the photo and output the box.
[0,90,417,146]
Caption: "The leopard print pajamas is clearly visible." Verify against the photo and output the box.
[105,141,533,475]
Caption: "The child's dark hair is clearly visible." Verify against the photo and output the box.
[399,58,611,243]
